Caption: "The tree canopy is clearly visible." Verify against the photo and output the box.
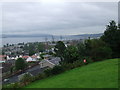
[54,41,66,60]
[15,58,27,70]
[101,20,120,58]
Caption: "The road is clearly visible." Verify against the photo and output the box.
[3,65,48,85]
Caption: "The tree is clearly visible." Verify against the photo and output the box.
[28,43,35,56]
[90,39,112,61]
[101,20,120,57]
[63,46,79,63]
[37,43,45,52]
[15,58,27,70]
[84,38,92,56]
[77,39,112,61]
[54,41,66,60]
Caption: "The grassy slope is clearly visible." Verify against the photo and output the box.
[25,59,119,88]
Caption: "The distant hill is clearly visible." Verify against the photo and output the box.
[71,33,103,39]
[2,34,52,38]
[2,33,103,40]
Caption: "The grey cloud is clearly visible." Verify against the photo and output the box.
[2,2,118,35]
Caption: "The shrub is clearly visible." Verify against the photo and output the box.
[51,65,65,75]
[61,63,75,71]
[44,68,53,76]
[34,73,47,81]
[19,72,33,86]
[72,60,83,68]
[3,82,21,88]
[83,57,93,63]
[91,46,112,61]
[44,65,65,76]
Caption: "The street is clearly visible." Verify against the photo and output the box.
[3,65,47,85]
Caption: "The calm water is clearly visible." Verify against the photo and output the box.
[2,37,71,46]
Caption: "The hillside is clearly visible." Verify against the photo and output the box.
[25,59,118,88]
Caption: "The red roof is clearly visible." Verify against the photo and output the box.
[22,56,30,58]
[0,55,6,58]
[31,55,37,58]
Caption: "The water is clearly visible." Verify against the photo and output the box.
[2,37,69,46]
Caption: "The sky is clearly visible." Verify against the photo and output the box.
[1,2,118,35]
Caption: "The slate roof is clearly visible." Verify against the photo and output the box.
[48,57,61,65]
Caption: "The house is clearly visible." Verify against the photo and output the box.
[0,55,6,63]
[22,55,30,59]
[26,57,38,62]
[39,57,61,68]
[31,55,38,60]
[42,54,52,60]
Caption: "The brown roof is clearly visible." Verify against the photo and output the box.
[31,55,37,58]
[22,56,30,59]
[0,55,6,58]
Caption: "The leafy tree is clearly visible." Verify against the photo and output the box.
[78,39,112,61]
[101,20,120,57]
[28,43,35,56]
[63,46,79,63]
[77,43,86,57]
[54,41,66,60]
[93,39,112,60]
[84,38,92,57]
[90,39,112,61]
[37,43,45,52]
[15,58,27,70]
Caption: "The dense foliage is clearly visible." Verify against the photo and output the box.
[23,42,46,56]
[63,46,79,63]
[81,39,112,61]
[19,73,33,86]
[54,41,66,60]
[101,20,120,58]
[15,58,27,70]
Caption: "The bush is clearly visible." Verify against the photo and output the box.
[3,82,21,88]
[44,65,65,76]
[61,63,75,71]
[91,46,112,61]
[83,57,93,63]
[72,60,84,68]
[19,72,33,86]
[34,73,47,81]
[44,68,53,76]
[51,66,65,75]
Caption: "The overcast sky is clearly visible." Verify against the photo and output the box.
[2,2,118,35]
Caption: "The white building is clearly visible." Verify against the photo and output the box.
[26,57,37,62]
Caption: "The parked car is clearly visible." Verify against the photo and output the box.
[4,79,9,82]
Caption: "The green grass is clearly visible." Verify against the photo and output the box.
[25,59,119,88]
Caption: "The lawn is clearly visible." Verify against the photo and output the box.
[25,58,119,88]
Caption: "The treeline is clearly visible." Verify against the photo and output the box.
[55,20,120,64]
[23,42,46,56]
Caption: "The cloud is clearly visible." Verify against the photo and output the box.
[2,2,118,35]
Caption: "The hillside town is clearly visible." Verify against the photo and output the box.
[1,0,119,88]
[0,39,84,84]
